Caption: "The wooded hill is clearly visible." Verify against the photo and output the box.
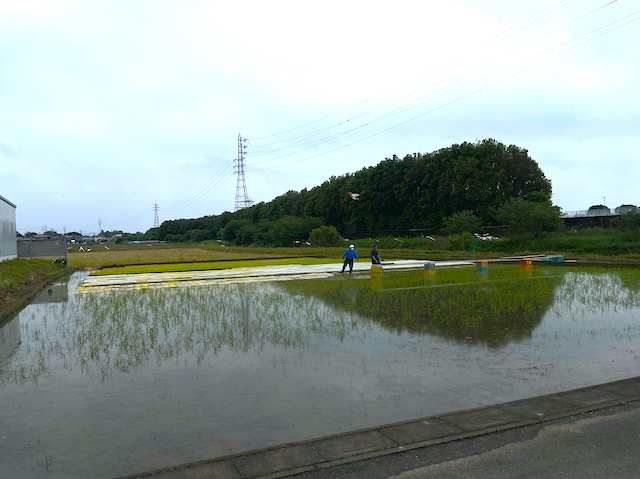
[157,139,553,245]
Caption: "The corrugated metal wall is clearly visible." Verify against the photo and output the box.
[17,238,67,259]
[0,195,17,262]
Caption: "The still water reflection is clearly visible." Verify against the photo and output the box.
[1,266,639,478]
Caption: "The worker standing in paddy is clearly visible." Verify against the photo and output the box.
[370,244,382,264]
[341,244,359,273]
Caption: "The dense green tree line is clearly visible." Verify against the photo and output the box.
[157,139,554,245]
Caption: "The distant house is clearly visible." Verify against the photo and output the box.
[587,205,612,216]
[0,194,17,262]
[615,205,638,215]
[64,234,84,245]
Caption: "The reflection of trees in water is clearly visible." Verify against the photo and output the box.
[0,284,356,384]
[279,268,563,348]
[280,267,640,348]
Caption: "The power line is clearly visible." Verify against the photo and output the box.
[96,206,156,232]
[247,1,618,168]
[161,165,236,214]
[252,9,640,172]
[162,151,237,212]
[246,141,280,197]
[249,0,576,145]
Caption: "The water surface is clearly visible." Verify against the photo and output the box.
[1,266,639,478]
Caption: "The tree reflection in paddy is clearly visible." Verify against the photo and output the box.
[279,266,564,348]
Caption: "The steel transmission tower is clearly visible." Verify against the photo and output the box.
[234,133,253,212]
[153,202,159,228]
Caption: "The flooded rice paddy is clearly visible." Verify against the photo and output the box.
[1,265,640,478]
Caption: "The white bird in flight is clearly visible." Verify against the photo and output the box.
[348,192,360,200]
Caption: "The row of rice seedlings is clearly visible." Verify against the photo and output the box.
[550,270,640,318]
[0,282,361,384]
[544,271,640,346]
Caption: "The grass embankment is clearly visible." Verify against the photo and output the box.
[0,258,68,326]
[347,230,640,257]
[475,233,640,257]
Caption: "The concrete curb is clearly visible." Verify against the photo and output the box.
[119,376,640,479]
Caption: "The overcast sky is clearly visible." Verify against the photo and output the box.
[1,0,639,235]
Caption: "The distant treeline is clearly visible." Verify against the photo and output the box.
[158,139,552,245]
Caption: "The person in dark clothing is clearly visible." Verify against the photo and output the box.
[341,244,358,273]
[371,244,382,264]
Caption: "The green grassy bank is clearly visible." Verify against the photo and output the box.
[0,258,69,326]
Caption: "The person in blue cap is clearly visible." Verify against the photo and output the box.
[341,244,359,273]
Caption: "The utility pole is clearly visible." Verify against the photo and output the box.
[153,202,159,228]
[234,133,254,212]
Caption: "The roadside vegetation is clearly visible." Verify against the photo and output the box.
[0,258,67,325]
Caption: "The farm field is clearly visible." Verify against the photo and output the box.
[67,244,268,268]
[67,241,497,271]
[2,263,640,478]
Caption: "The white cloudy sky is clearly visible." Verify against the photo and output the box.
[1,0,639,235]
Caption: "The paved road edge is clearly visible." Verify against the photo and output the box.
[118,376,640,479]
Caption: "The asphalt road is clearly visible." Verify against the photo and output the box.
[289,400,640,479]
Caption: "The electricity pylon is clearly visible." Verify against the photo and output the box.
[153,203,159,228]
[234,133,254,212]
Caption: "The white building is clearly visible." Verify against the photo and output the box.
[615,205,638,215]
[587,205,612,216]
[0,194,17,262]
